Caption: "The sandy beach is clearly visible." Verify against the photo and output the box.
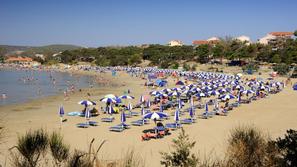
[0,69,297,167]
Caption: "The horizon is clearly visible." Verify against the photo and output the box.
[0,0,297,47]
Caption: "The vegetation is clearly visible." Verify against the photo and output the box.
[275,129,297,167]
[160,128,199,167]
[272,64,291,76]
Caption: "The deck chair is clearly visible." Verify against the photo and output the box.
[101,117,115,122]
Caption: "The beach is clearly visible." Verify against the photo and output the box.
[0,68,297,167]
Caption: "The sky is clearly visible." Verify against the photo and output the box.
[0,0,297,47]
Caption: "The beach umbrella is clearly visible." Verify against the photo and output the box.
[208,90,219,96]
[107,105,114,115]
[139,95,145,103]
[190,96,194,107]
[150,91,161,96]
[293,84,297,91]
[146,99,151,108]
[189,107,194,118]
[141,107,146,115]
[168,91,181,97]
[100,98,116,103]
[121,111,126,123]
[143,112,168,120]
[114,97,122,104]
[205,103,209,113]
[127,103,133,111]
[238,94,241,103]
[178,99,183,109]
[174,109,180,122]
[85,108,91,119]
[220,94,235,100]
[159,105,163,112]
[172,87,182,92]
[104,94,116,98]
[162,88,172,93]
[119,95,135,99]
[78,100,96,107]
[59,106,64,117]
[176,81,185,85]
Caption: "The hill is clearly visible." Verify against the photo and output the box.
[0,44,82,55]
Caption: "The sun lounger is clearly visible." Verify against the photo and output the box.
[165,123,182,130]
[67,111,83,116]
[109,123,130,132]
[76,123,90,128]
[101,117,115,122]
[231,102,240,107]
[88,121,98,126]
[131,119,149,126]
[180,118,195,124]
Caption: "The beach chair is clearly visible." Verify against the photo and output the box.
[165,122,182,130]
[131,119,149,126]
[109,123,130,132]
[180,118,196,124]
[76,123,90,128]
[101,117,115,122]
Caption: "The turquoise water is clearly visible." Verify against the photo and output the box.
[0,69,94,106]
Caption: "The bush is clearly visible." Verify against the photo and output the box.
[275,129,297,167]
[273,64,290,76]
[12,129,49,167]
[49,132,70,166]
[191,64,197,71]
[183,63,191,71]
[170,62,179,69]
[224,126,279,167]
[242,63,259,73]
[160,128,199,167]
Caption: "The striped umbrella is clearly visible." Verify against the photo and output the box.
[100,98,116,103]
[121,111,126,123]
[59,106,64,117]
[119,95,135,99]
[127,103,133,111]
[139,95,145,103]
[85,108,91,123]
[78,100,96,107]
[174,109,180,122]
[178,99,183,109]
[143,112,168,120]
[146,99,151,108]
[141,107,146,115]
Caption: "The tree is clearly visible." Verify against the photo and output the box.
[195,44,210,63]
[160,128,199,167]
[294,30,297,37]
[275,129,297,167]
[272,54,281,63]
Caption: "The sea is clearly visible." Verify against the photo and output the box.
[0,69,94,106]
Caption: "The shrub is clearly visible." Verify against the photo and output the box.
[160,128,199,167]
[275,129,297,167]
[170,62,179,69]
[183,63,191,71]
[49,132,70,166]
[242,63,259,73]
[273,63,290,76]
[224,126,279,167]
[12,129,49,167]
[191,64,197,71]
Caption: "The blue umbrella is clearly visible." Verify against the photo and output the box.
[205,103,209,113]
[108,105,114,115]
[119,95,135,99]
[143,112,168,120]
[178,99,183,109]
[141,107,146,115]
[78,100,96,107]
[100,98,116,103]
[220,94,235,100]
[85,108,91,119]
[146,99,151,108]
[114,97,122,104]
[189,107,194,118]
[139,95,145,103]
[174,109,180,122]
[159,105,163,112]
[121,111,126,123]
[176,81,185,85]
[127,103,133,111]
[59,106,64,117]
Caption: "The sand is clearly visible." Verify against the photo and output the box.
[0,69,297,167]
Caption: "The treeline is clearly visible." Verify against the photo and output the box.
[11,30,293,68]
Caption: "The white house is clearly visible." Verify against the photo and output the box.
[168,40,183,46]
[258,32,293,45]
[234,35,252,45]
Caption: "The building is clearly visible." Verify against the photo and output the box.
[5,56,33,64]
[168,40,183,46]
[258,32,293,45]
[193,37,220,46]
[234,35,252,45]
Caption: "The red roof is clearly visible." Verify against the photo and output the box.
[269,32,293,36]
[5,56,33,62]
[192,40,209,45]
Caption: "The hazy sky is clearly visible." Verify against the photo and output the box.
[0,0,296,47]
